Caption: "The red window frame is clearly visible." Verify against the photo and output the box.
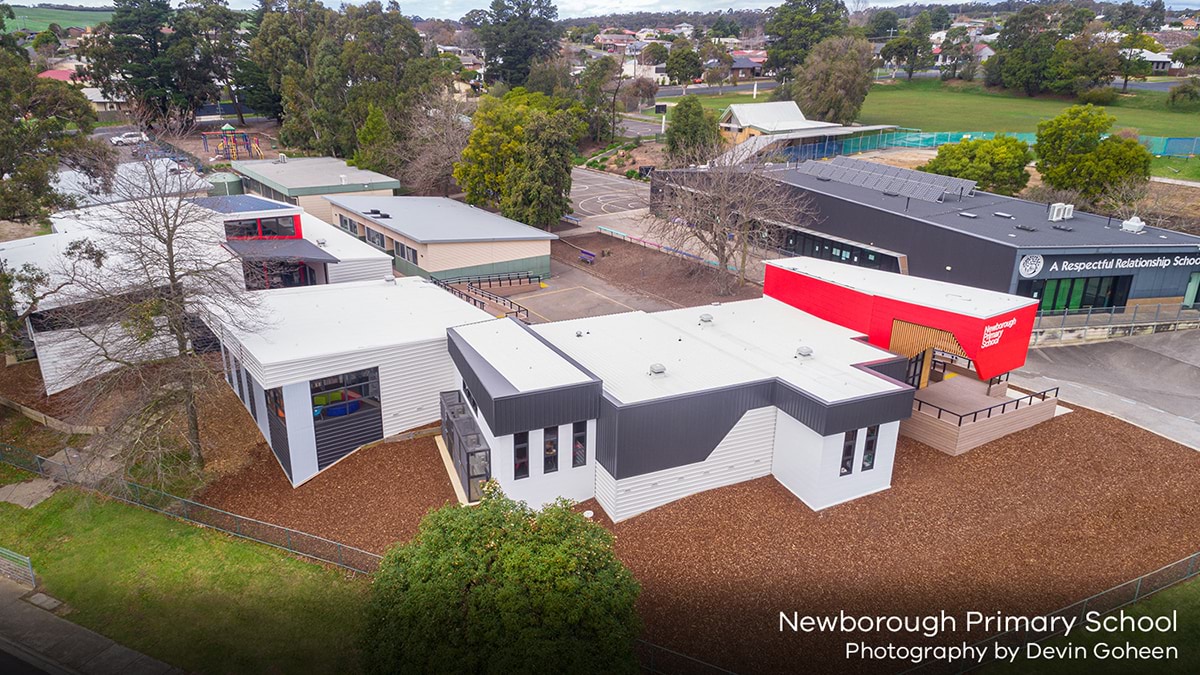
[225,214,303,241]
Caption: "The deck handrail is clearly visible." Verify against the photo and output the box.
[913,387,1059,427]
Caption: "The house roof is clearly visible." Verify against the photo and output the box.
[721,101,840,134]
[325,196,558,244]
[730,56,760,69]
[450,318,592,393]
[231,157,400,197]
[226,277,491,369]
[37,69,76,81]
[768,257,1037,320]
[531,297,905,405]
[79,87,123,104]
[769,165,1200,251]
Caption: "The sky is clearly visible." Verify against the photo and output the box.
[37,0,1200,20]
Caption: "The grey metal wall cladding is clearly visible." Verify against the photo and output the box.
[861,355,910,386]
[266,411,292,481]
[446,330,503,433]
[596,395,621,474]
[491,380,603,437]
[608,381,776,479]
[773,379,914,436]
[313,407,384,470]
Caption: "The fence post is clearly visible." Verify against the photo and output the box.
[1131,304,1139,325]
[1133,576,1143,602]
[1153,304,1160,324]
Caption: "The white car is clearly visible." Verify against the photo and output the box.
[109,131,149,146]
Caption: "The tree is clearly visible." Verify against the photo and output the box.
[1143,0,1166,30]
[31,30,60,59]
[620,77,659,113]
[1113,1,1144,31]
[649,162,816,295]
[1117,48,1153,92]
[640,41,668,65]
[350,103,397,176]
[1035,105,1152,201]
[1167,77,1200,106]
[765,0,848,72]
[0,4,23,59]
[995,5,1059,96]
[929,6,951,31]
[525,57,574,98]
[1059,7,1096,35]
[938,26,973,79]
[881,35,932,81]
[710,16,741,38]
[362,486,641,674]
[232,0,283,122]
[1047,25,1120,95]
[664,95,722,166]
[579,56,621,141]
[665,41,703,87]
[920,135,1032,196]
[866,9,898,39]
[398,91,475,196]
[477,0,562,86]
[500,109,584,229]
[0,50,115,223]
[703,57,732,93]
[791,36,874,125]
[1172,46,1200,67]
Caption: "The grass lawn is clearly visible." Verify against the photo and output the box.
[1152,156,1200,181]
[0,489,369,673]
[3,7,112,33]
[0,462,34,486]
[660,79,1200,137]
[988,577,1200,673]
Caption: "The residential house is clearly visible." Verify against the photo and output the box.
[673,22,695,38]
[729,55,762,80]
[1122,48,1174,74]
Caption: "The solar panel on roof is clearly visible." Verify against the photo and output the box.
[798,157,971,202]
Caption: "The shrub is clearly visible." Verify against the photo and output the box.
[1167,78,1200,107]
[1077,86,1118,105]
[624,169,639,179]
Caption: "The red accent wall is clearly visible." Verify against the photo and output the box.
[764,265,1036,379]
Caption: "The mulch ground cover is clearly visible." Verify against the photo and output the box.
[578,405,1200,674]
[552,234,762,308]
[198,434,455,554]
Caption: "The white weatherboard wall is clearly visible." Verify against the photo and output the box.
[326,257,392,284]
[424,240,550,274]
[601,406,778,523]
[297,189,393,224]
[457,376,596,507]
[771,415,898,510]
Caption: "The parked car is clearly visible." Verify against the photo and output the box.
[109,131,149,146]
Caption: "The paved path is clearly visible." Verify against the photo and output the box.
[512,260,675,322]
[1014,331,1200,450]
[0,578,180,675]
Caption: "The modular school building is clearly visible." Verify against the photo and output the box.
[658,157,1200,311]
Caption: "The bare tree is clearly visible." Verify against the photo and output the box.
[21,161,263,474]
[399,92,476,196]
[848,0,871,27]
[647,162,816,296]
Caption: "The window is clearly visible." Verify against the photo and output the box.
[265,387,286,420]
[232,357,245,401]
[365,227,386,249]
[259,216,296,237]
[224,219,258,238]
[514,432,529,479]
[572,421,587,467]
[394,241,418,265]
[544,427,558,473]
[840,430,857,476]
[861,425,879,472]
[463,382,477,413]
[247,377,258,420]
[309,367,379,421]
[338,214,359,236]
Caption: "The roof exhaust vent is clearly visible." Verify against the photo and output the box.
[1051,224,1073,232]
[1049,202,1075,222]
[959,212,979,219]
[648,363,667,376]
[1014,224,1038,232]
[278,153,287,163]
[575,330,583,338]
[698,313,713,325]
[378,213,390,219]
[339,174,347,185]
[383,275,396,284]
[1120,216,1146,233]
[316,238,327,247]
[994,212,1014,219]
[794,345,814,359]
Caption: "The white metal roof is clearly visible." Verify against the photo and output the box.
[452,318,592,393]
[532,298,903,405]
[296,213,391,265]
[226,278,491,366]
[721,101,839,133]
[325,196,558,244]
[767,257,1038,319]
[231,157,400,193]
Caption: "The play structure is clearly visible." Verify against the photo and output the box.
[201,124,266,160]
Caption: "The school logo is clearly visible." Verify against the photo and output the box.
[1018,255,1044,278]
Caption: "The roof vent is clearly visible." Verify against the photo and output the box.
[959,212,979,219]
[316,238,327,247]
[378,213,390,219]
[816,175,832,181]
[383,275,396,284]
[367,209,380,215]
[1120,216,1146,233]
[795,345,814,359]
[278,153,287,163]
[648,363,667,376]
[1051,224,1073,232]
[1014,224,1038,232]
[1049,202,1074,222]
[994,212,1014,219]
[575,330,583,338]
[698,313,713,325]
[339,174,347,185]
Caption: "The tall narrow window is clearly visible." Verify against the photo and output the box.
[572,421,587,468]
[543,427,558,474]
[840,430,857,476]
[861,425,879,472]
[463,383,477,413]
[514,432,529,479]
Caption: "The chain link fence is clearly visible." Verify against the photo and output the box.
[0,546,35,587]
[838,129,1200,159]
[0,443,383,574]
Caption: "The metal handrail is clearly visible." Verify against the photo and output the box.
[913,387,1059,427]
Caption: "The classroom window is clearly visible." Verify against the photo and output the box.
[861,425,879,472]
[338,214,359,236]
[544,427,558,473]
[224,219,258,238]
[394,241,418,265]
[572,421,587,467]
[514,432,529,479]
[840,429,857,476]
[259,216,296,237]
[365,228,386,249]
[309,367,379,421]
[265,387,285,420]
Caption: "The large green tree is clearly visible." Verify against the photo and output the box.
[500,109,585,228]
[995,4,1059,96]
[665,95,721,166]
[882,11,933,80]
[361,487,641,674]
[0,4,24,58]
[578,55,621,142]
[1035,105,1152,201]
[1046,26,1119,95]
[640,41,668,65]
[665,41,703,86]
[791,36,874,125]
[477,0,561,86]
[920,135,1032,196]
[0,50,114,222]
[232,0,282,122]
[765,0,848,72]
[866,10,898,39]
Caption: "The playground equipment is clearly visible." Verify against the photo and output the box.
[201,124,265,160]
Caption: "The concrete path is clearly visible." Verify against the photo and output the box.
[0,479,58,509]
[1014,331,1200,450]
[512,260,674,322]
[0,578,180,675]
